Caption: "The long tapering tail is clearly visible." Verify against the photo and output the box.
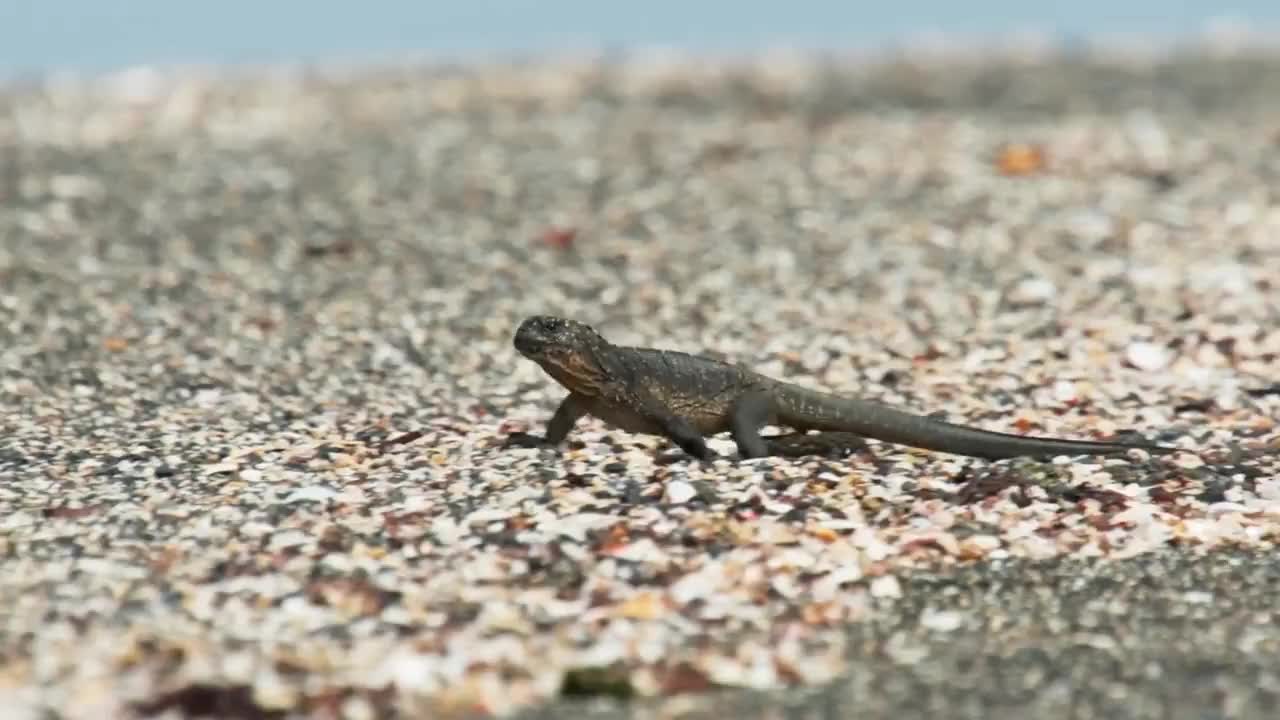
[771,383,1175,460]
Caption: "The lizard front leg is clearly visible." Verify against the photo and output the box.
[505,392,589,449]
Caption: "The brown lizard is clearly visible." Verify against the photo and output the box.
[506,315,1178,461]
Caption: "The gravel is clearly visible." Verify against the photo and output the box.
[520,549,1280,720]
[1,44,1279,719]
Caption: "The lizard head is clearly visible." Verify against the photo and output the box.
[513,315,612,395]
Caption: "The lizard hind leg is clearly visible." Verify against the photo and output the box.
[729,390,776,459]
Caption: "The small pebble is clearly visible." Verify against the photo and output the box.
[665,480,698,504]
[1126,342,1172,371]
[919,609,966,632]
[870,575,904,600]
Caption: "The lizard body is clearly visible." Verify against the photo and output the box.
[508,315,1177,461]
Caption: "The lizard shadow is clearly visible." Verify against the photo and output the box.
[653,430,874,465]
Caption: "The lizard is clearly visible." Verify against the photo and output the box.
[505,315,1179,462]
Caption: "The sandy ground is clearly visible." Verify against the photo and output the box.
[1,46,1279,719]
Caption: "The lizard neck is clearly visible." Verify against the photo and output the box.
[539,343,618,397]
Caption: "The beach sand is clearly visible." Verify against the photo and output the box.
[2,46,1279,719]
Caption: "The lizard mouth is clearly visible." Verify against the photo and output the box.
[514,341,545,358]
[513,328,550,358]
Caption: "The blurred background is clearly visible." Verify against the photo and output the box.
[2,0,1279,75]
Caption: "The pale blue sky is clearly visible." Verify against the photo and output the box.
[1,0,1278,73]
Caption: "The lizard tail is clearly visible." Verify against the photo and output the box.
[771,384,1174,460]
